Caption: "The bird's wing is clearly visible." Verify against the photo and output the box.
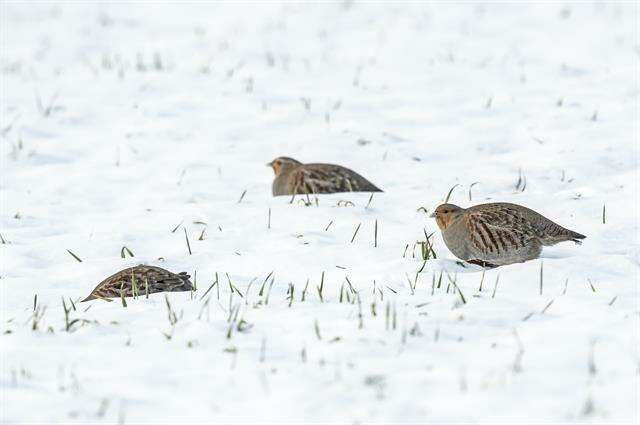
[465,207,537,254]
[291,164,380,194]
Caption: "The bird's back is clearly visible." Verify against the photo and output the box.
[467,202,585,245]
[295,163,382,194]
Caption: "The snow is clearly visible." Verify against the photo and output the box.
[1,2,639,423]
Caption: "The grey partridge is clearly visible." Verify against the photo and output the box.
[81,265,193,301]
[267,156,382,196]
[431,202,585,267]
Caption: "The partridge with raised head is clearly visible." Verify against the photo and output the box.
[267,156,382,196]
[431,202,585,267]
[81,265,193,302]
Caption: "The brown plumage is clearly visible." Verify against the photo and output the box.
[431,202,585,267]
[81,265,193,302]
[267,156,382,196]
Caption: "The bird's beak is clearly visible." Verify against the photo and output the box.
[266,162,273,167]
[429,212,436,218]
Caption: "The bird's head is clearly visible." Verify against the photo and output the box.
[267,157,302,176]
[430,203,464,230]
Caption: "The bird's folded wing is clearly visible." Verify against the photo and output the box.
[292,166,356,194]
[466,209,537,253]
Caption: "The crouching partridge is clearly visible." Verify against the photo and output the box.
[81,265,193,301]
[267,156,382,196]
[431,202,585,267]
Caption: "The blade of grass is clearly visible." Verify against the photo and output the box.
[491,274,500,299]
[184,227,192,255]
[444,184,460,203]
[237,190,247,203]
[170,220,183,233]
[66,249,82,263]
[350,223,361,243]
[120,246,134,258]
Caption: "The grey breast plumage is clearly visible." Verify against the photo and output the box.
[81,265,193,302]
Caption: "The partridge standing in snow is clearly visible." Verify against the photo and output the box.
[431,202,585,267]
[81,265,193,301]
[267,156,382,196]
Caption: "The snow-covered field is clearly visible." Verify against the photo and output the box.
[1,2,639,423]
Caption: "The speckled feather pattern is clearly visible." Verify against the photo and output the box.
[81,265,193,301]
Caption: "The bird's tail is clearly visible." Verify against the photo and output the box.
[541,225,586,246]
[568,230,586,245]
[174,272,194,291]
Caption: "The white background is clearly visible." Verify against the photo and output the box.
[1,2,638,423]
